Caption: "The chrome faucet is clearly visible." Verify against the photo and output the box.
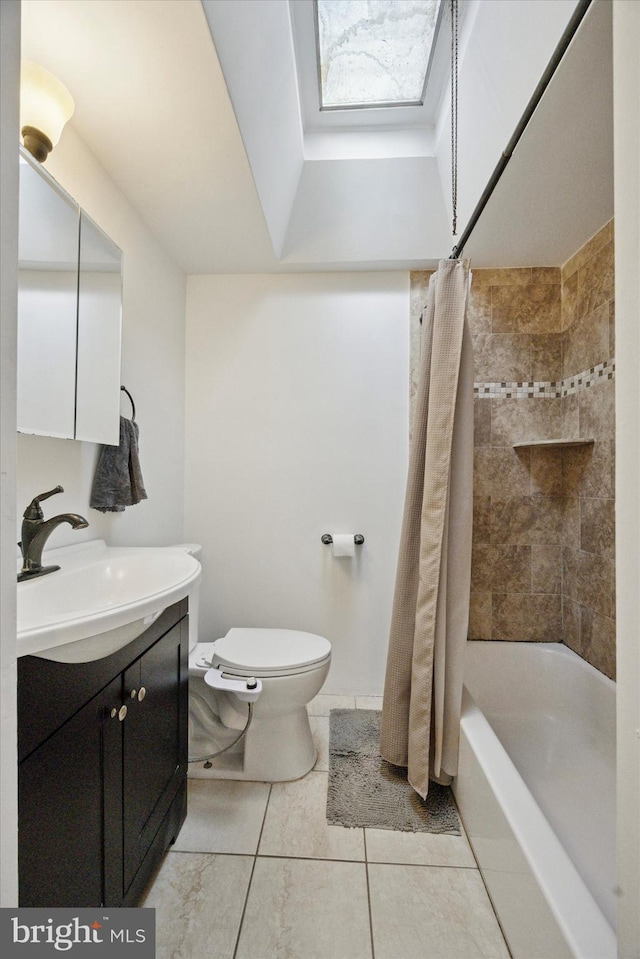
[18,486,89,582]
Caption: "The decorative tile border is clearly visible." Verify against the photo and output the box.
[561,359,616,396]
[474,359,615,399]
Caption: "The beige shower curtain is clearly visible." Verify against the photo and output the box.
[380,258,474,800]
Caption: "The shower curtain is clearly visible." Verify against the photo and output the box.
[380,258,474,800]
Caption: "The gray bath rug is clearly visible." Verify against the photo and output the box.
[326,709,461,834]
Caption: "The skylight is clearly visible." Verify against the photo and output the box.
[316,0,443,110]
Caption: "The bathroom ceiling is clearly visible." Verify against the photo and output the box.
[20,0,613,274]
[462,0,613,267]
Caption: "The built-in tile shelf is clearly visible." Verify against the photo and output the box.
[513,438,595,450]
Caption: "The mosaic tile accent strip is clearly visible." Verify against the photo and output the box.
[474,359,615,399]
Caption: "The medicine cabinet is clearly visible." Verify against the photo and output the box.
[17,147,122,445]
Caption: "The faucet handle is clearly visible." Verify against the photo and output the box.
[23,485,64,520]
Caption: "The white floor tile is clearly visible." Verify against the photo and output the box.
[139,688,510,959]
[140,851,252,959]
[259,769,365,861]
[355,696,383,710]
[172,778,270,855]
[308,693,356,716]
[368,863,510,959]
[236,857,372,959]
[365,827,476,867]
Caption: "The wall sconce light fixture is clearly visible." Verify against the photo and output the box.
[20,61,75,163]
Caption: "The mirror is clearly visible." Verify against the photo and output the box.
[17,152,79,438]
[75,212,122,443]
[17,148,122,445]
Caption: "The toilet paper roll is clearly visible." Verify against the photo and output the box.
[331,534,355,558]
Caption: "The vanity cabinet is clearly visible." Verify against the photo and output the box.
[18,599,188,908]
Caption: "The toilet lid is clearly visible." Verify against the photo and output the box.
[213,628,331,676]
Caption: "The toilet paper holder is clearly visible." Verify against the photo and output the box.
[321,533,365,546]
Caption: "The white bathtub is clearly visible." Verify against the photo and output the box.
[453,641,616,959]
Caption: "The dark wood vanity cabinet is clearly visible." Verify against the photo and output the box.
[18,599,189,908]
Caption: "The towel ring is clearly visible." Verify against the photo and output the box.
[121,385,136,420]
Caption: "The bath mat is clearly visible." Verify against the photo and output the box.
[326,709,461,834]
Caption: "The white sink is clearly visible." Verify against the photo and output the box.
[17,539,201,662]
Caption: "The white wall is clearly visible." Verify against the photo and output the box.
[185,272,409,695]
[283,157,449,266]
[613,1,640,953]
[16,125,187,550]
[435,0,581,238]
[0,0,20,909]
[201,0,304,258]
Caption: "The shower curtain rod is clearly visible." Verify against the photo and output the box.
[449,0,593,260]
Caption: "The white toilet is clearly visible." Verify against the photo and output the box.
[188,627,331,782]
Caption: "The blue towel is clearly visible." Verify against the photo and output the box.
[90,416,147,513]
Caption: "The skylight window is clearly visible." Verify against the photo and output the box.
[316,0,443,110]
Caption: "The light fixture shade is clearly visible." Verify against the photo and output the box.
[20,61,75,161]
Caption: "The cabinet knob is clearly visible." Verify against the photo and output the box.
[138,686,146,702]
[130,689,137,699]
[118,704,127,721]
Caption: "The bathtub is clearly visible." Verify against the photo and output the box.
[453,641,616,959]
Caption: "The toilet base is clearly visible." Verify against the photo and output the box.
[188,705,317,782]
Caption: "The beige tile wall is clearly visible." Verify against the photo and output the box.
[409,220,615,678]
[560,221,616,678]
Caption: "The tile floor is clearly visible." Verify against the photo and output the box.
[140,694,510,959]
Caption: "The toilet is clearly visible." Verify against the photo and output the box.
[188,627,331,782]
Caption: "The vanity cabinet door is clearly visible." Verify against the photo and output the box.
[18,675,122,908]
[122,618,188,895]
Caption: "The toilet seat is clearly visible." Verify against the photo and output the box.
[210,627,331,678]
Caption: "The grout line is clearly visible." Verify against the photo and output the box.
[256,782,273,852]
[362,857,488,872]
[473,864,514,959]
[231,783,272,959]
[254,850,365,864]
[452,796,514,959]
[363,830,376,959]
[170,848,480,868]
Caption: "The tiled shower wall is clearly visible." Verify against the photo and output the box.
[409,221,615,679]
[559,222,615,678]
